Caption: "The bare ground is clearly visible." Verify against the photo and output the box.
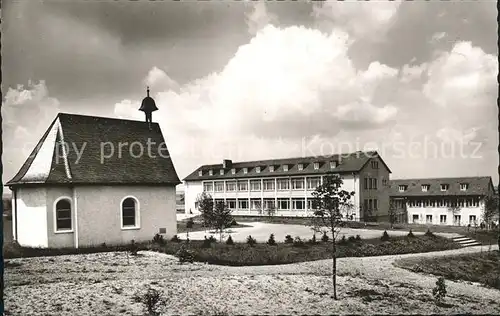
[4,245,500,316]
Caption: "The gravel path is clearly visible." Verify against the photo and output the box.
[4,244,499,315]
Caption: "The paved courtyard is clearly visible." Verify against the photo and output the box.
[176,222,461,242]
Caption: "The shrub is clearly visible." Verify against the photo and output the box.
[208,235,217,243]
[226,236,234,245]
[307,234,318,245]
[246,235,257,246]
[425,229,435,237]
[407,230,415,238]
[355,235,362,241]
[321,231,329,242]
[186,218,194,229]
[129,240,139,256]
[284,235,294,244]
[152,234,165,245]
[171,235,181,243]
[229,219,238,227]
[432,277,447,304]
[202,237,212,249]
[176,245,194,264]
[339,235,348,245]
[293,237,306,248]
[348,236,356,243]
[267,234,277,246]
[133,286,167,316]
[381,230,390,241]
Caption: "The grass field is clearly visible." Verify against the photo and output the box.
[394,250,500,290]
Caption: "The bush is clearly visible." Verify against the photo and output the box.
[339,235,348,245]
[307,234,318,245]
[208,235,217,243]
[321,231,329,242]
[152,234,165,245]
[133,286,167,316]
[407,230,415,238]
[246,235,257,246]
[355,235,362,241]
[293,237,306,248]
[229,219,238,227]
[425,229,435,237]
[267,234,276,246]
[226,236,234,245]
[381,230,390,241]
[202,237,212,248]
[129,240,139,256]
[186,218,194,229]
[432,277,447,304]
[284,235,294,244]
[176,245,194,264]
[171,235,181,243]
[348,236,356,243]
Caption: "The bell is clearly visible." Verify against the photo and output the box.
[139,86,158,124]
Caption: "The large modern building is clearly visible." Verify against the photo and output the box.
[389,176,495,226]
[183,151,391,221]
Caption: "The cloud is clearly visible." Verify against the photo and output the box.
[2,80,60,126]
[313,0,402,41]
[144,66,179,92]
[116,24,403,143]
[423,41,497,113]
[2,81,61,182]
[245,1,279,35]
[430,31,446,43]
[400,62,428,83]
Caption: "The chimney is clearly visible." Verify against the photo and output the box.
[222,159,232,169]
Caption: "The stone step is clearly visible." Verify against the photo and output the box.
[450,235,482,247]
[453,237,473,242]
[458,240,479,245]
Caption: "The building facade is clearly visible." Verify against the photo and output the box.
[389,176,495,226]
[7,112,180,248]
[184,151,391,221]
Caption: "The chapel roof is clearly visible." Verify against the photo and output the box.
[7,113,180,187]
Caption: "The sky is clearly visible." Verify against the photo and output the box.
[2,0,498,192]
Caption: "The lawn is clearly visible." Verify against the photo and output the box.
[394,250,500,290]
[464,230,499,245]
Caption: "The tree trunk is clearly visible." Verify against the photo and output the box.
[332,238,337,300]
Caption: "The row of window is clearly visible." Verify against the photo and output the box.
[209,198,316,211]
[407,198,480,208]
[412,214,477,225]
[54,196,139,232]
[399,183,469,192]
[200,161,340,177]
[203,177,323,192]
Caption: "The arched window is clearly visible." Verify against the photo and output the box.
[55,198,72,232]
[121,197,139,228]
